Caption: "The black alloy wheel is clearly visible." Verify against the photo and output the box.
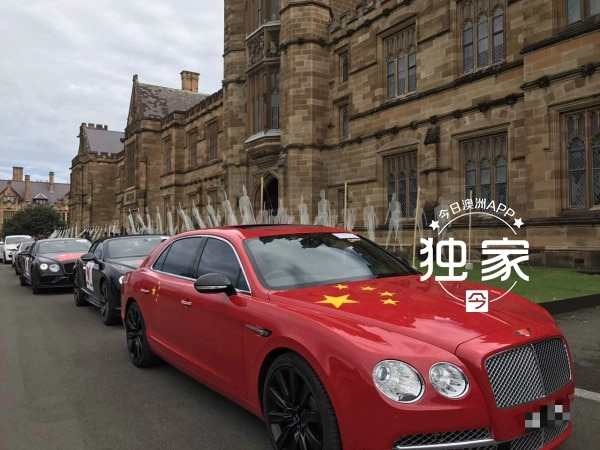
[125,302,158,367]
[100,280,119,326]
[73,276,88,306]
[31,271,41,294]
[263,353,341,450]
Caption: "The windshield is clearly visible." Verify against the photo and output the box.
[244,232,418,290]
[37,239,90,253]
[6,236,32,245]
[105,236,166,259]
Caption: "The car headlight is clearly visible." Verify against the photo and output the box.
[372,360,424,403]
[429,362,469,399]
[39,263,60,272]
[118,275,124,285]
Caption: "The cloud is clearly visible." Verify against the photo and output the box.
[0,0,224,184]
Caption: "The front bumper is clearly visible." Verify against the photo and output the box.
[391,392,572,449]
[39,274,75,288]
[334,330,574,450]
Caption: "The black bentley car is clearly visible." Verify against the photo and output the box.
[13,240,35,275]
[73,235,167,325]
[20,238,92,294]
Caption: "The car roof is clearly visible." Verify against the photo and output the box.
[171,224,351,241]
[93,234,169,244]
[36,238,89,243]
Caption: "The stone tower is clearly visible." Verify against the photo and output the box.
[279,0,332,211]
[222,0,248,197]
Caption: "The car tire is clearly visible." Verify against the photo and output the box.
[262,353,341,450]
[125,302,159,367]
[100,280,120,326]
[31,271,41,294]
[19,272,27,286]
[74,279,88,306]
[3,253,8,264]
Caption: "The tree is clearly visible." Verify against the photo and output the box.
[2,205,65,238]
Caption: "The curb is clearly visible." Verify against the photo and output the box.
[541,294,600,315]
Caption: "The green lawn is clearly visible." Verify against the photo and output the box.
[421,262,599,303]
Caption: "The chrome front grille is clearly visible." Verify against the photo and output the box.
[485,337,571,409]
[393,428,495,449]
[392,422,569,449]
[62,262,75,275]
[510,421,569,450]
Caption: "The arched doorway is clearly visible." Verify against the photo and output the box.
[255,176,278,222]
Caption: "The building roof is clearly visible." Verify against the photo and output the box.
[0,179,70,205]
[138,82,207,120]
[85,126,125,154]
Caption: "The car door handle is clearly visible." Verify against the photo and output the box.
[180,300,192,308]
[140,288,150,294]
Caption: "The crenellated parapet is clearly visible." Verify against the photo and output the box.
[88,151,120,160]
[161,89,224,126]
[329,0,406,38]
[185,89,224,118]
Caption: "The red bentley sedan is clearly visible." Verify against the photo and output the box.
[121,225,574,450]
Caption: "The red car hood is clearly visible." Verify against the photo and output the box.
[269,275,554,354]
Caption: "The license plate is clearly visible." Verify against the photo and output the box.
[525,403,570,432]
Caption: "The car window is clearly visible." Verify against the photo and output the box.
[6,236,32,245]
[196,238,249,291]
[157,237,205,278]
[106,236,166,259]
[93,243,103,259]
[37,239,91,253]
[244,232,418,290]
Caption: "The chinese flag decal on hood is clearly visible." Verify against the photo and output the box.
[56,253,85,261]
[313,282,403,309]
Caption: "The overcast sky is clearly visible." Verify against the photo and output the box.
[0,0,224,184]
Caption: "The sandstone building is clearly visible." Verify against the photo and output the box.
[70,123,125,230]
[69,0,600,267]
[0,167,69,230]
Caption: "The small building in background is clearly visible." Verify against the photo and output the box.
[0,166,70,229]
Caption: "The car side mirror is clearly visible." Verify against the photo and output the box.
[80,252,96,262]
[194,273,237,296]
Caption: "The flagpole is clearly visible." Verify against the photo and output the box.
[412,187,421,268]
[344,182,348,230]
[466,190,473,270]
[260,177,264,224]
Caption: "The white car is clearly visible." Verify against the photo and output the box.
[0,235,34,264]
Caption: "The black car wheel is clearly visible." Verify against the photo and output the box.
[125,302,159,367]
[74,276,88,306]
[31,271,42,294]
[100,280,120,326]
[262,353,341,450]
[19,272,27,286]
